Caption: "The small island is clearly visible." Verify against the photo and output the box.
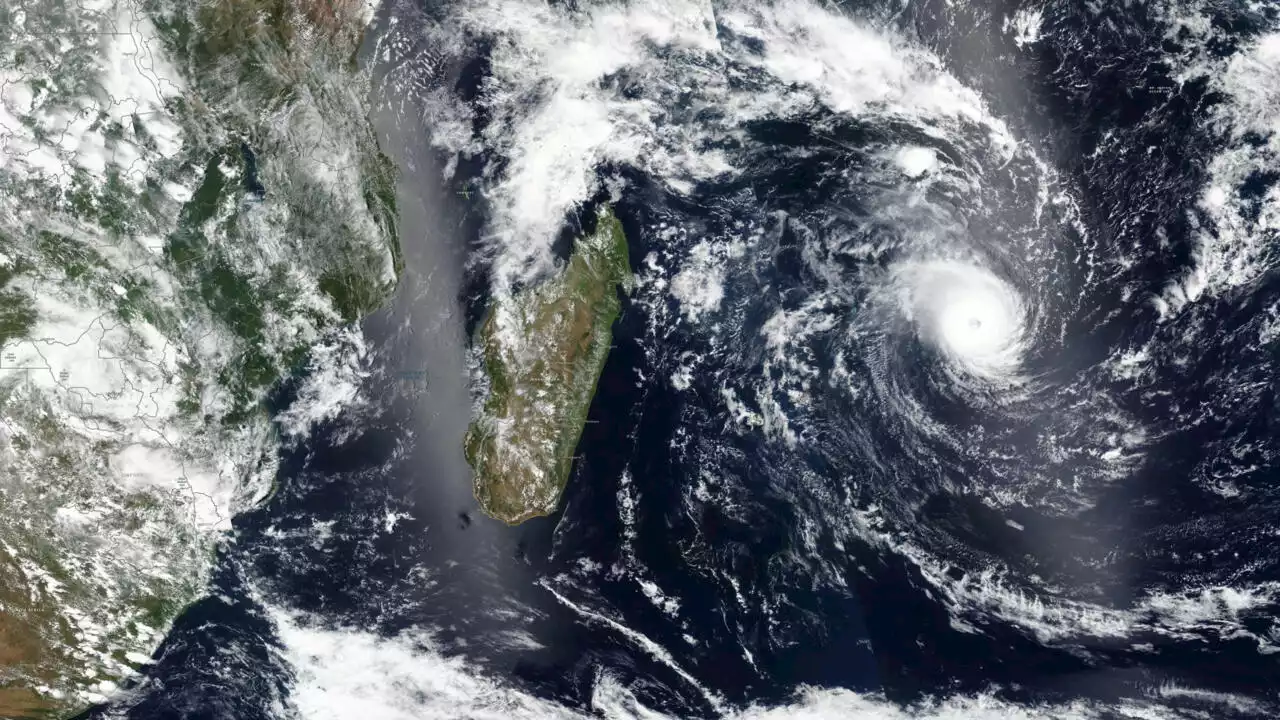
[466,208,632,524]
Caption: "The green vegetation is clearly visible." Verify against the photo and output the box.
[150,0,404,418]
[0,0,403,715]
[36,231,101,281]
[466,208,632,524]
[148,0,371,110]
[363,150,400,247]
[319,269,383,323]
[0,255,35,346]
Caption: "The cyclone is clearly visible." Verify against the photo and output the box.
[75,0,1280,719]
[890,260,1029,383]
[356,0,1280,712]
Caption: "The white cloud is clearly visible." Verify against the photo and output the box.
[419,0,1016,297]
[269,603,1215,720]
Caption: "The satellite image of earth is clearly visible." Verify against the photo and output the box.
[2,0,1280,718]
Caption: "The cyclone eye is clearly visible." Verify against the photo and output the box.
[891,260,1029,383]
